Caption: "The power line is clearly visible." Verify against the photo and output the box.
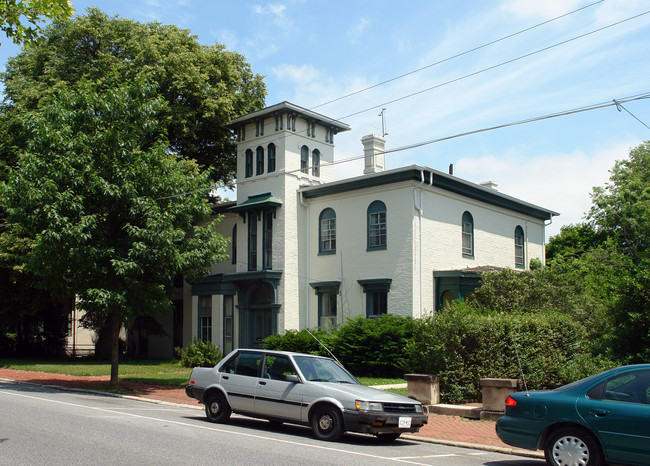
[337,10,650,120]
[311,0,605,110]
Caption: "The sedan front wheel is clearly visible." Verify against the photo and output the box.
[310,405,343,441]
[544,428,603,466]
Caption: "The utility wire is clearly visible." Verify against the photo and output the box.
[311,0,604,110]
[613,99,650,130]
[338,10,650,120]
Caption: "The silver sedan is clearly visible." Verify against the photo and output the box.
[186,348,428,441]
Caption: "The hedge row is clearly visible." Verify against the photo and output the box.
[407,304,615,403]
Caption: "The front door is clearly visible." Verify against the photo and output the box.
[251,309,273,348]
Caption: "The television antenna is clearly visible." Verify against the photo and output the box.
[378,108,388,137]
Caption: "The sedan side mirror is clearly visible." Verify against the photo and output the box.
[285,374,300,384]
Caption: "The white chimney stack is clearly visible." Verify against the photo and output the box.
[362,134,386,174]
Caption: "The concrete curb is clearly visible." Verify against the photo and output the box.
[1,377,542,459]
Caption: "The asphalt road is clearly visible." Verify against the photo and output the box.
[0,381,546,466]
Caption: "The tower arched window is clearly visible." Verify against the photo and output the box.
[256,146,264,175]
[267,143,276,173]
[245,149,253,178]
[300,145,309,174]
[312,149,320,177]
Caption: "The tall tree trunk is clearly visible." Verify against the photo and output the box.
[110,306,120,385]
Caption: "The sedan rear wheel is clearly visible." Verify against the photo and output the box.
[544,428,603,466]
[205,392,231,423]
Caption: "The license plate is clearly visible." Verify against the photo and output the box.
[398,417,411,428]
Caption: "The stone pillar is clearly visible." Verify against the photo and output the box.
[405,374,440,405]
[480,378,520,420]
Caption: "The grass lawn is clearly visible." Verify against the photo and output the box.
[0,358,407,391]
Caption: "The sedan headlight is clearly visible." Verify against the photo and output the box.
[356,400,383,411]
[414,404,423,413]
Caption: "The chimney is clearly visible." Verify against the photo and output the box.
[362,134,385,174]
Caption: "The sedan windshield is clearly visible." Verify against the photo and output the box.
[293,356,358,384]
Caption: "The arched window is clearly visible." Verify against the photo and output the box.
[256,146,264,175]
[267,143,276,173]
[312,149,320,177]
[367,201,387,250]
[462,211,474,258]
[300,145,309,174]
[515,225,525,268]
[319,208,336,254]
[231,224,237,265]
[245,149,253,178]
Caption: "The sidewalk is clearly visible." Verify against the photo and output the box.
[0,368,542,459]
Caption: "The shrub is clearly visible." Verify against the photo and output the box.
[329,314,415,377]
[407,302,616,403]
[175,338,223,368]
[0,333,17,356]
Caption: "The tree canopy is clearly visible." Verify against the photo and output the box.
[0,0,73,45]
[1,7,266,182]
[1,77,229,382]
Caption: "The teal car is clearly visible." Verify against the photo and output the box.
[496,364,650,466]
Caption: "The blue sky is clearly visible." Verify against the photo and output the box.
[2,0,649,236]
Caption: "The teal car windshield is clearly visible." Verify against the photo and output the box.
[293,356,358,383]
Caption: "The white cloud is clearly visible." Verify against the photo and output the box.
[271,64,322,83]
[348,17,370,44]
[455,142,630,237]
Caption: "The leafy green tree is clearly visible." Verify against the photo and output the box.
[587,142,650,361]
[1,7,265,182]
[0,0,73,45]
[1,77,228,384]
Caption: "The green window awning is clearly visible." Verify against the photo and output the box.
[228,192,282,215]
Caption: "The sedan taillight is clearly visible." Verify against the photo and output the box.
[505,396,517,407]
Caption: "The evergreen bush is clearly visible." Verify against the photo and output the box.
[175,338,223,368]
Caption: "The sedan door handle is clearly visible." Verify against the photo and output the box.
[222,376,229,380]
[591,409,610,417]
[258,381,267,385]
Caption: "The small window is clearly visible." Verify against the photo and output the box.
[367,201,387,250]
[223,296,234,354]
[462,211,474,258]
[199,296,212,342]
[312,149,320,177]
[231,224,237,265]
[267,143,276,173]
[367,291,387,318]
[600,370,650,404]
[358,279,391,318]
[256,146,264,175]
[300,145,309,174]
[319,292,337,329]
[515,225,525,268]
[319,208,336,254]
[245,149,253,178]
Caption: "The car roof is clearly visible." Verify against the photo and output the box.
[231,348,329,359]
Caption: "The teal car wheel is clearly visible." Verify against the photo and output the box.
[544,428,603,466]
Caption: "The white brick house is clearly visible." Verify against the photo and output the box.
[176,102,558,354]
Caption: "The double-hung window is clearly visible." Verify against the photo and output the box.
[312,149,320,177]
[198,296,212,342]
[300,145,309,174]
[462,211,474,258]
[245,149,253,178]
[515,225,525,268]
[248,212,257,271]
[267,143,276,172]
[319,208,336,254]
[367,201,387,250]
[256,146,264,175]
